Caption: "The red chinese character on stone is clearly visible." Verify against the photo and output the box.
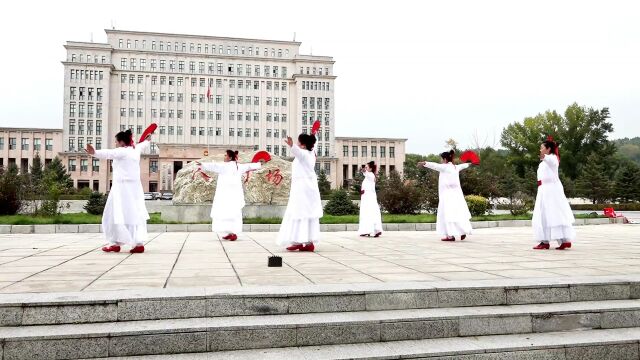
[266,169,284,186]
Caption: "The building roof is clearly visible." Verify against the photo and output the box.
[0,127,62,132]
[335,136,408,142]
[105,29,302,46]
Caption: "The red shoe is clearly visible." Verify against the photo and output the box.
[556,242,572,250]
[102,245,120,253]
[286,244,304,251]
[533,242,550,250]
[223,233,237,241]
[130,245,145,254]
[300,243,315,252]
[441,237,455,241]
[374,232,382,238]
[222,234,232,240]
[461,235,467,240]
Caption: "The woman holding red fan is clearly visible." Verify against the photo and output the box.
[196,150,263,241]
[278,128,323,252]
[532,138,575,250]
[358,161,383,237]
[86,129,150,254]
[418,150,474,241]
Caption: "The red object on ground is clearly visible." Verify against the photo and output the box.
[533,242,550,250]
[300,243,315,252]
[286,244,304,251]
[556,242,572,250]
[139,123,158,143]
[460,150,480,165]
[251,151,272,163]
[604,207,621,218]
[130,245,145,254]
[102,245,121,253]
[311,120,321,135]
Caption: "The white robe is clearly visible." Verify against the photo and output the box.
[358,172,383,235]
[201,161,261,236]
[532,154,575,243]
[277,145,323,246]
[94,141,150,247]
[423,162,473,237]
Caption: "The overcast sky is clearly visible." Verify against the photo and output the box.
[1,0,638,154]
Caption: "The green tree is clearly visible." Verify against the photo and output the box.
[350,171,365,195]
[378,170,424,214]
[576,153,612,204]
[84,192,107,215]
[317,170,332,196]
[43,157,73,191]
[0,164,23,215]
[324,189,359,215]
[500,103,615,180]
[613,162,640,203]
[30,154,44,187]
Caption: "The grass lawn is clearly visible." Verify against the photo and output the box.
[0,212,602,225]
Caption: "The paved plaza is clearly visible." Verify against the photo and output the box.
[0,224,637,294]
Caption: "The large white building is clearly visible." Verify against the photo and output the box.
[62,29,337,192]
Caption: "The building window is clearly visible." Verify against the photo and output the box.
[21,138,29,151]
[343,145,348,157]
[80,159,88,172]
[352,146,358,157]
[371,146,377,157]
[68,159,76,171]
[380,146,386,158]
[177,126,183,135]
[45,138,53,151]
[92,159,99,172]
[390,146,395,158]
[150,160,158,173]
[362,146,367,158]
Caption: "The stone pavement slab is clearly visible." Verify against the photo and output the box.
[0,224,636,294]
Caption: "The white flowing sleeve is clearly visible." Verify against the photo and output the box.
[542,154,559,169]
[364,172,375,181]
[423,162,448,172]
[290,144,305,159]
[93,148,125,160]
[238,162,262,173]
[457,163,471,171]
[135,140,151,154]
[201,162,224,173]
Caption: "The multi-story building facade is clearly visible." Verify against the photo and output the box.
[335,137,407,188]
[62,29,337,192]
[0,128,63,172]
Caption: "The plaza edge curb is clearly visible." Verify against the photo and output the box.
[0,216,625,234]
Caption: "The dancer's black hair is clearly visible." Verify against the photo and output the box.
[298,133,316,151]
[115,129,134,146]
[226,149,239,161]
[440,150,455,163]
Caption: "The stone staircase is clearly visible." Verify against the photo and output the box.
[1,276,640,359]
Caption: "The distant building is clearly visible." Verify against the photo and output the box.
[334,136,407,188]
[0,127,63,172]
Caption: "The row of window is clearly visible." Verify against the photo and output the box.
[68,120,102,136]
[69,70,104,82]
[302,97,331,110]
[69,54,107,64]
[343,145,396,158]
[120,92,289,107]
[69,87,103,101]
[299,66,331,76]
[67,137,102,152]
[0,138,54,151]
[67,158,100,172]
[301,81,331,91]
[68,103,103,119]
[117,39,291,59]
[120,108,293,122]
[119,59,290,78]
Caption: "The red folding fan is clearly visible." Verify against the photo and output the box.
[311,120,321,135]
[139,123,158,143]
[460,150,480,165]
[251,150,272,163]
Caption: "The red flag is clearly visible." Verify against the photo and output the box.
[206,87,211,99]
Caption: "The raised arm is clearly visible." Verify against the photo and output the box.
[200,162,224,174]
[422,162,448,172]
[135,140,151,154]
[457,163,471,171]
[93,148,125,160]
[290,144,305,159]
[542,154,559,168]
[239,162,262,173]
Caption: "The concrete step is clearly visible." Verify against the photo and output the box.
[1,275,639,326]
[106,327,640,360]
[2,300,640,358]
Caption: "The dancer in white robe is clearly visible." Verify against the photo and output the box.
[419,150,473,241]
[86,129,149,253]
[277,133,323,252]
[196,150,261,241]
[358,161,383,237]
[532,139,575,250]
